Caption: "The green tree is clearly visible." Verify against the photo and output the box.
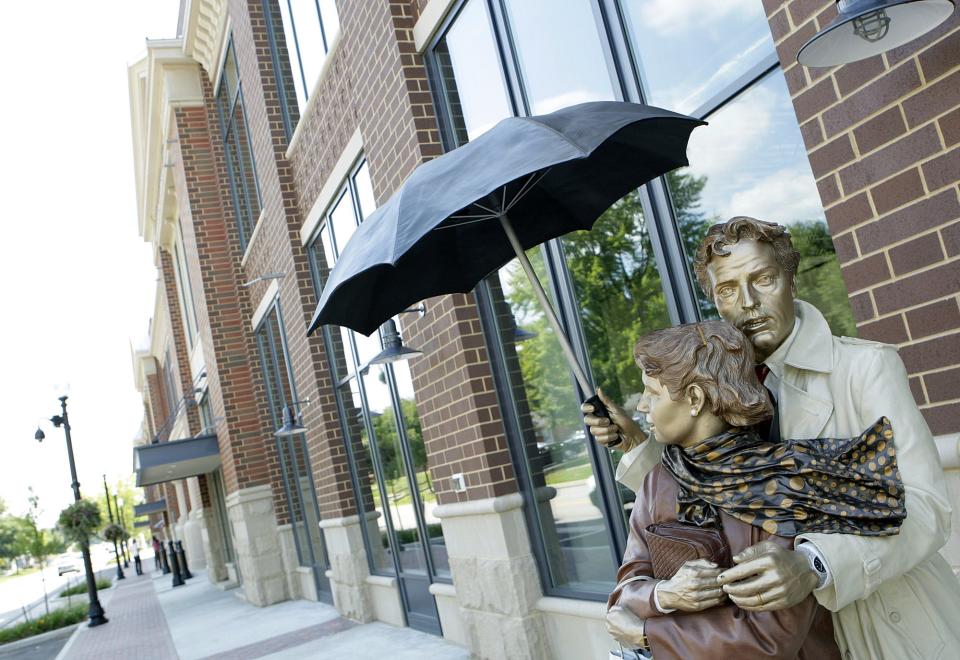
[0,516,31,572]
[507,172,711,433]
[25,490,60,614]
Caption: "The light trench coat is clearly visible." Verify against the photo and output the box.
[616,300,960,660]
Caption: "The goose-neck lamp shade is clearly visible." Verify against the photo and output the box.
[369,319,423,366]
[797,0,955,67]
[275,405,307,437]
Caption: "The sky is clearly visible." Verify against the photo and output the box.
[0,1,180,527]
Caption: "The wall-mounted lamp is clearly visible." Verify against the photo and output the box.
[274,400,310,437]
[798,0,955,67]
[368,319,423,366]
[241,272,286,288]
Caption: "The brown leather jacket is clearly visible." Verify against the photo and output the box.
[609,464,841,660]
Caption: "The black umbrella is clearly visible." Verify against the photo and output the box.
[309,101,704,397]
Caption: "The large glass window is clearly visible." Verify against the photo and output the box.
[502,0,617,114]
[254,303,330,594]
[431,0,512,142]
[216,39,262,250]
[669,73,856,335]
[267,0,341,137]
[428,0,856,599]
[172,226,199,350]
[306,157,449,582]
[619,0,774,115]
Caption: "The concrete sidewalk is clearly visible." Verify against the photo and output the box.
[59,567,469,659]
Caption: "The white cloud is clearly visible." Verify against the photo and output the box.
[636,0,759,35]
[687,85,776,176]
[0,1,177,527]
[726,166,825,224]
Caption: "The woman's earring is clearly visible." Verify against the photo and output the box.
[690,409,696,416]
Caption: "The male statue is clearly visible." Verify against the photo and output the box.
[586,216,960,659]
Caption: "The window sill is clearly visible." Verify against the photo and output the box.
[284,31,343,161]
[240,207,267,269]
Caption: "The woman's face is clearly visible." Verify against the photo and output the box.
[637,371,694,445]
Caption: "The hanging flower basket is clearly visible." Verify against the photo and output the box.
[58,500,102,546]
[103,523,126,544]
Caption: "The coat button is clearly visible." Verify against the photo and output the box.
[890,611,901,623]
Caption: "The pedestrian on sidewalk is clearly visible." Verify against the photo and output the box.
[152,535,162,570]
[132,537,143,575]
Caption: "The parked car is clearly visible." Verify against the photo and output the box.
[57,558,79,576]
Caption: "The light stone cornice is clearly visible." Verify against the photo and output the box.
[181,0,229,83]
[128,40,204,252]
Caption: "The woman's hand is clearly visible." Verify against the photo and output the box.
[580,388,647,451]
[657,559,727,612]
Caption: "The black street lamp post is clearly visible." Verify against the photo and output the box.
[35,396,107,627]
[102,476,125,580]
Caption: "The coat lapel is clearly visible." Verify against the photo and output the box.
[778,301,836,440]
[779,376,834,439]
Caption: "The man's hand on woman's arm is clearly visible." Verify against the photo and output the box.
[580,388,647,452]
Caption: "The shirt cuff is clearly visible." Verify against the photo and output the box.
[653,580,676,613]
[796,541,833,590]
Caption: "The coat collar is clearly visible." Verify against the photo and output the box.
[783,300,835,374]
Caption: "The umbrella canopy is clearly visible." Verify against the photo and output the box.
[309,102,704,340]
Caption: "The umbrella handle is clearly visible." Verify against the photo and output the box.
[498,214,593,398]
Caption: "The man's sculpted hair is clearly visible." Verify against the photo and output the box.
[693,216,801,299]
[634,320,773,428]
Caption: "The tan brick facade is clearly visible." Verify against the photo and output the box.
[767,2,960,434]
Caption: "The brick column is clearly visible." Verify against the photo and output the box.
[766,1,960,434]
[158,249,202,436]
[170,69,290,606]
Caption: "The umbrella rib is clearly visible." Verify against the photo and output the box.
[505,168,551,213]
[439,214,498,229]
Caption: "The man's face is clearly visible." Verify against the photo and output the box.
[705,238,796,362]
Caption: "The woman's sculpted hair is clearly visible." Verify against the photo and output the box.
[634,320,773,428]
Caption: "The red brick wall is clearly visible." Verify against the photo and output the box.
[767,1,960,434]
[158,249,202,437]
[170,73,289,523]
[145,369,170,442]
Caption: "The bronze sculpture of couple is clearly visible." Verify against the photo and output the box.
[588,217,960,659]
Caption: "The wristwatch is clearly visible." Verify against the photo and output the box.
[796,542,829,589]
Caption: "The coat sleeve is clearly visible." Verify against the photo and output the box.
[797,345,953,611]
[607,468,664,619]
[615,437,664,492]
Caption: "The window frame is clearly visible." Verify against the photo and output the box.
[262,0,340,140]
[215,37,263,251]
[424,0,782,600]
[305,157,453,585]
[252,298,331,593]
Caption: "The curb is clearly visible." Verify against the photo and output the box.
[0,621,83,653]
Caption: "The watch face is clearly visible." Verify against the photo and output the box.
[813,556,826,573]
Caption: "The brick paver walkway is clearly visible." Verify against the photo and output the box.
[60,573,178,660]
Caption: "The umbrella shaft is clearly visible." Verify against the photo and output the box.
[498,214,593,397]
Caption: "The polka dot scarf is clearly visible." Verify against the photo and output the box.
[660,417,906,538]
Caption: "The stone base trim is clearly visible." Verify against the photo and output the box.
[429,582,468,647]
[226,485,287,607]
